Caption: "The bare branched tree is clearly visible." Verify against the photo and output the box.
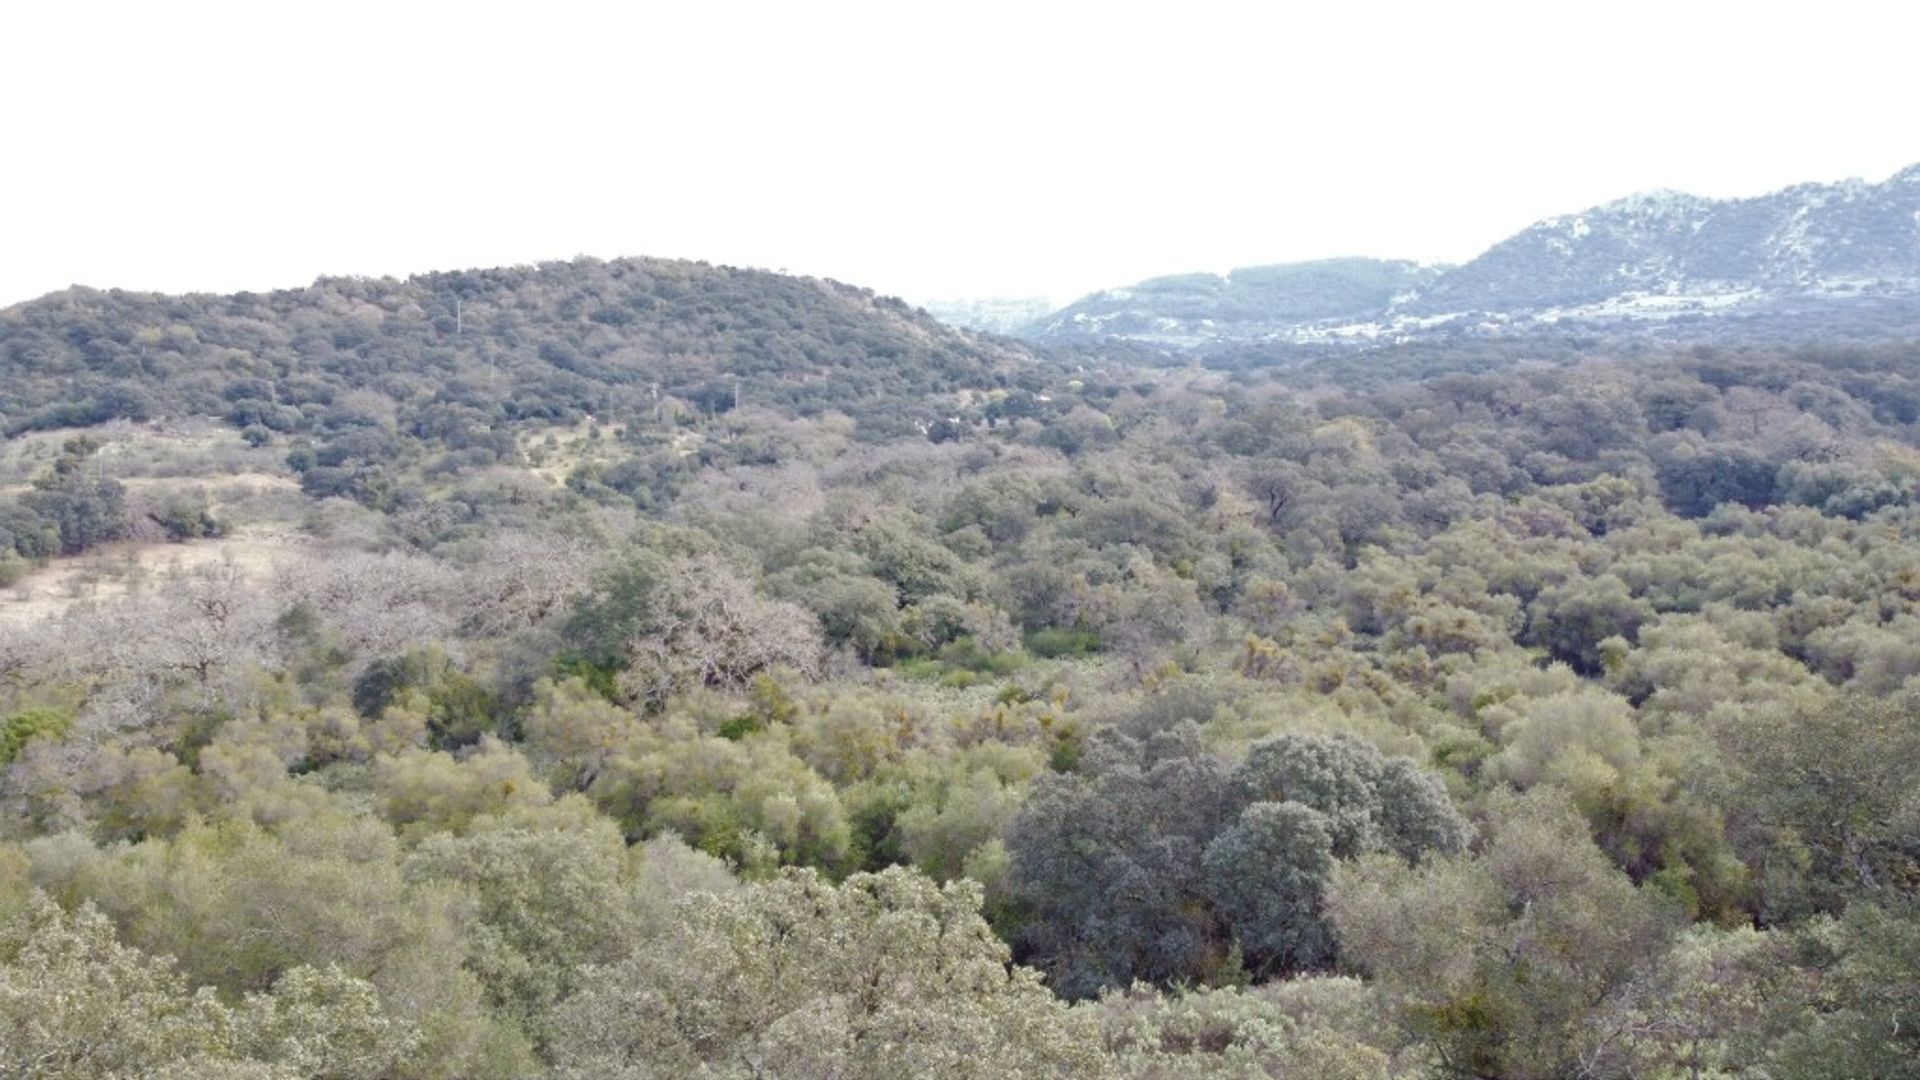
[273,550,461,669]
[618,554,822,707]
[455,530,601,639]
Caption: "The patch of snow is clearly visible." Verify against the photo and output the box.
[1602,189,1704,219]
[1274,320,1388,345]
[1805,275,1894,297]
[1527,286,1768,324]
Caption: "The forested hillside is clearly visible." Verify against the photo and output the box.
[0,256,1039,437]
[1,261,1917,1078]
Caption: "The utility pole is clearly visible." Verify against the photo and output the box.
[454,297,463,337]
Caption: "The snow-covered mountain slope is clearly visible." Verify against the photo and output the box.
[1015,164,1920,351]
[1412,165,1920,314]
[1024,259,1445,347]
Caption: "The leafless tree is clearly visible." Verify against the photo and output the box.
[618,554,822,707]
[273,549,461,668]
[455,530,601,638]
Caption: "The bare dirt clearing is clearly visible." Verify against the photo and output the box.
[1,419,311,626]
[0,525,305,627]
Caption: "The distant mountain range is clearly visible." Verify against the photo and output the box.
[988,164,1920,350]
[1023,260,1446,347]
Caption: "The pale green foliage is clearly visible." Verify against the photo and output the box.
[1583,924,1791,1079]
[628,831,739,939]
[1606,612,1821,727]
[1715,692,1920,917]
[402,807,639,1047]
[1459,656,1750,918]
[787,692,914,783]
[1767,901,1920,1077]
[590,722,851,868]
[196,715,308,800]
[891,742,1044,881]
[519,676,645,789]
[196,714,342,828]
[1804,613,1920,694]
[1489,685,1639,790]
[22,811,534,1079]
[1328,791,1677,1079]
[1097,979,1389,1080]
[374,737,554,838]
[10,741,203,842]
[0,894,418,1079]
[549,866,1111,1079]
[235,964,423,1079]
[0,894,237,1078]
[28,813,428,994]
[897,763,1028,880]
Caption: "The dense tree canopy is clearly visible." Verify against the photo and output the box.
[1,263,1918,1075]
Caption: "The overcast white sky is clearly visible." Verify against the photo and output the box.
[4,0,1917,309]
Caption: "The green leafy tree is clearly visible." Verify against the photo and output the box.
[0,894,419,1079]
[30,811,534,1079]
[1717,692,1920,918]
[1765,900,1920,1077]
[1202,802,1337,976]
[548,866,1109,1079]
[1009,727,1467,996]
[402,810,639,1050]
[1328,791,1678,1079]
[1097,978,1390,1080]
[0,708,71,766]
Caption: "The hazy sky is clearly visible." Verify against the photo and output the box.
[5,1,1917,309]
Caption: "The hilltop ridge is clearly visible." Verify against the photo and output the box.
[0,256,1045,441]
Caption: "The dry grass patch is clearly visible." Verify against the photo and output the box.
[0,526,305,628]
